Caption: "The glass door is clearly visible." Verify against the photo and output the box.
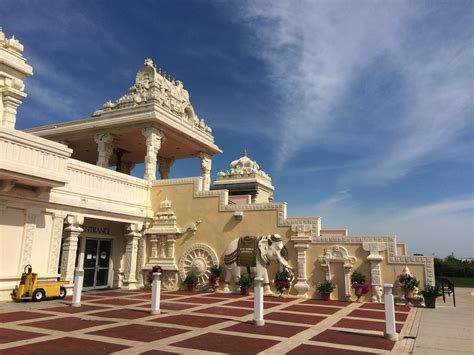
[83,239,111,289]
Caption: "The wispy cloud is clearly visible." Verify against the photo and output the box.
[303,193,474,256]
[236,1,473,186]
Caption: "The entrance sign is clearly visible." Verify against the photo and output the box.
[83,226,111,235]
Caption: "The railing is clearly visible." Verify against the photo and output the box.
[55,159,149,211]
[0,127,71,186]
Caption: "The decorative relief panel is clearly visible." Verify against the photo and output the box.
[48,213,66,274]
[318,245,357,301]
[20,213,36,269]
[178,243,218,291]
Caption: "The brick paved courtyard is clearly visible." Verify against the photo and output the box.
[0,289,416,354]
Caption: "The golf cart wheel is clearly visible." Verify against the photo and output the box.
[32,289,45,302]
[59,287,67,299]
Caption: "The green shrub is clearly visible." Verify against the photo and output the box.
[317,280,336,293]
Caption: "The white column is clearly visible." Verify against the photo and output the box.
[150,272,162,315]
[94,133,115,168]
[142,127,165,180]
[158,157,175,179]
[384,284,399,341]
[363,242,387,303]
[60,215,84,284]
[290,225,312,297]
[71,269,84,307]
[123,223,142,289]
[198,152,212,190]
[253,277,264,326]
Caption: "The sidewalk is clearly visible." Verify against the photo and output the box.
[412,287,474,355]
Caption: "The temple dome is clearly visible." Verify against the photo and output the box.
[219,151,271,180]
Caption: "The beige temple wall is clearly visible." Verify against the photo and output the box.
[150,179,297,285]
[148,177,434,300]
[0,205,65,301]
[305,244,429,301]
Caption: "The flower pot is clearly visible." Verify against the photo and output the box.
[424,295,437,308]
[240,286,250,296]
[187,284,196,292]
[320,291,331,301]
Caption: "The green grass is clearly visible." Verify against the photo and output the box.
[438,277,474,288]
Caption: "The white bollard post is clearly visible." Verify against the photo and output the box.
[384,284,399,341]
[150,272,162,315]
[253,277,264,326]
[71,269,84,307]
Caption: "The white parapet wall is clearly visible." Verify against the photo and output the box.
[51,159,151,219]
[0,127,72,189]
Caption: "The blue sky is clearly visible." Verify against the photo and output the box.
[2,0,473,257]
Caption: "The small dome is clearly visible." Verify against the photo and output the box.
[219,151,271,180]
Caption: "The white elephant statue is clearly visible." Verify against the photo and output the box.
[222,234,292,295]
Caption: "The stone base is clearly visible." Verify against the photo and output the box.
[384,332,399,341]
[121,282,138,290]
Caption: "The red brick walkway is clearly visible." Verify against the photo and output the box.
[0,289,415,354]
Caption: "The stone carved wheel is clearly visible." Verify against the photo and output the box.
[178,243,218,290]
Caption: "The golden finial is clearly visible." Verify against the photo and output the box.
[168,74,171,81]
[163,71,167,78]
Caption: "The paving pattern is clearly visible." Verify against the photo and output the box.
[0,289,416,354]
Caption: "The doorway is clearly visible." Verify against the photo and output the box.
[83,239,112,289]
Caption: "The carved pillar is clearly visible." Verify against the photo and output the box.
[199,152,212,190]
[94,133,115,168]
[123,223,142,289]
[362,242,387,303]
[159,236,167,258]
[142,127,165,180]
[290,225,312,297]
[150,234,159,258]
[0,30,32,129]
[135,230,147,286]
[20,209,40,269]
[1,83,26,129]
[158,157,175,179]
[48,212,67,274]
[344,265,352,301]
[166,234,176,258]
[60,215,84,284]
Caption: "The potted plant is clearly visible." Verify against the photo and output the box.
[274,267,292,296]
[317,280,336,301]
[146,265,162,287]
[420,284,442,308]
[208,264,222,291]
[398,272,419,301]
[237,273,254,296]
[183,272,198,292]
[351,271,369,302]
